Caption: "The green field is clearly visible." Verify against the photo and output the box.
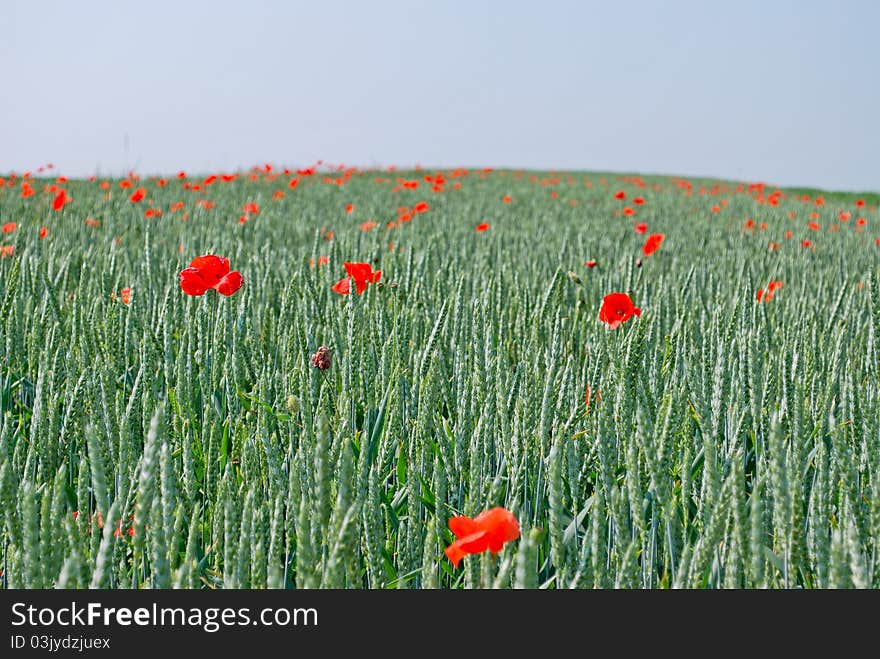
[0,168,878,588]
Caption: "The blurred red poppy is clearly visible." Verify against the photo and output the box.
[598,292,641,329]
[179,255,244,296]
[129,188,146,203]
[642,233,665,256]
[635,222,648,234]
[476,223,490,232]
[332,262,382,296]
[52,189,70,211]
[445,507,520,568]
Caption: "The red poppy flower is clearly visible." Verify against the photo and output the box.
[121,288,132,305]
[39,226,48,239]
[622,207,635,216]
[2,222,16,234]
[635,222,648,234]
[633,197,645,205]
[584,260,597,268]
[502,195,512,204]
[476,223,490,232]
[414,201,430,214]
[614,190,626,200]
[243,202,259,215]
[345,203,354,214]
[808,221,820,231]
[129,188,146,203]
[642,233,665,256]
[598,292,641,329]
[332,262,382,296]
[179,255,244,296]
[802,239,812,248]
[445,507,520,568]
[52,189,69,211]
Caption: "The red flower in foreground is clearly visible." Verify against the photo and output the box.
[179,255,244,296]
[332,262,382,296]
[642,233,665,256]
[476,222,491,232]
[598,292,641,329]
[445,507,520,568]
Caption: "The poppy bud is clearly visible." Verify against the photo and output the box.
[311,345,332,371]
[636,258,643,268]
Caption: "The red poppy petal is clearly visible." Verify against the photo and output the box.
[179,268,209,296]
[190,255,230,282]
[444,540,470,568]
[331,277,351,295]
[448,516,480,539]
[454,531,491,555]
[215,271,244,296]
[344,262,372,281]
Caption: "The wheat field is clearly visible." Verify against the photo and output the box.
[0,167,877,588]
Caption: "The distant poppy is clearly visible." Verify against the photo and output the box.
[179,255,244,296]
[502,195,512,204]
[445,507,520,568]
[614,190,626,200]
[584,260,597,268]
[642,233,665,256]
[802,239,812,248]
[332,262,382,296]
[476,223,490,232]
[598,292,641,329]
[360,220,378,232]
[635,222,648,234]
[633,197,645,205]
[39,226,48,239]
[345,204,354,214]
[129,188,146,203]
[2,222,16,234]
[52,189,70,211]
[243,202,259,215]
[121,288,132,305]
[414,201,429,214]
[289,178,299,189]
[622,207,635,216]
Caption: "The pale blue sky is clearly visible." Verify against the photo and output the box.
[1,0,877,190]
